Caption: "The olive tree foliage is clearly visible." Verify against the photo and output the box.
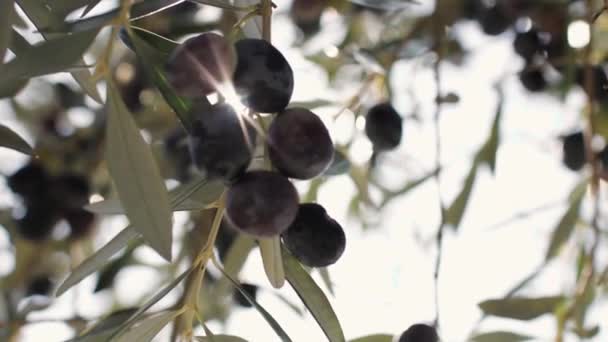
[0,0,606,341]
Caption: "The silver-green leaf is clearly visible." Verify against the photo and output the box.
[55,226,141,296]
[106,79,173,261]
[259,237,285,289]
[282,247,345,342]
[348,334,393,342]
[478,296,565,321]
[195,336,248,342]
[115,310,180,342]
[0,124,32,155]
[0,29,98,88]
[470,331,533,342]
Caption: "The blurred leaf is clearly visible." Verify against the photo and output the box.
[318,267,335,295]
[86,177,223,214]
[348,334,393,342]
[349,0,415,10]
[470,331,533,342]
[67,308,139,341]
[16,0,101,102]
[106,79,173,261]
[478,296,565,320]
[381,167,440,206]
[0,124,32,155]
[109,266,194,340]
[324,149,351,176]
[55,226,141,296]
[216,234,256,296]
[504,264,544,298]
[93,246,134,292]
[187,0,253,10]
[478,89,503,174]
[0,0,14,61]
[234,0,262,39]
[130,26,178,55]
[289,99,335,109]
[0,29,98,88]
[215,258,293,342]
[572,325,600,339]
[259,237,285,289]
[53,0,184,33]
[81,0,103,17]
[544,180,587,261]
[195,336,248,342]
[129,29,194,132]
[445,161,478,231]
[283,247,345,342]
[115,310,180,342]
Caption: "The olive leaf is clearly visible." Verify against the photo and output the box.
[348,334,393,342]
[0,0,14,61]
[128,29,194,132]
[445,160,478,231]
[114,310,180,342]
[108,266,194,340]
[0,124,33,155]
[259,237,285,289]
[195,336,248,342]
[55,226,142,296]
[106,78,173,261]
[215,234,256,297]
[478,87,503,174]
[80,0,103,17]
[544,179,587,261]
[318,267,335,295]
[282,247,345,342]
[214,257,293,342]
[0,29,99,90]
[47,0,185,33]
[67,308,139,342]
[478,296,565,320]
[470,331,533,342]
[16,0,102,102]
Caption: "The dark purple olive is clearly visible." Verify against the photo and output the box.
[17,204,61,241]
[233,38,294,113]
[166,32,236,98]
[268,107,334,179]
[282,203,345,267]
[188,102,257,181]
[365,103,403,151]
[398,324,439,342]
[65,209,96,240]
[225,171,299,237]
[562,131,586,172]
[519,69,547,92]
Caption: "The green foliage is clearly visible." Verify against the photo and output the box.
[478,296,565,321]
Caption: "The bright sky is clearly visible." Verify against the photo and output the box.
[1,1,607,342]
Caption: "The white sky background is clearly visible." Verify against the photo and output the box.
[1,0,608,341]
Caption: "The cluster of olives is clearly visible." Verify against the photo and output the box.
[463,0,608,96]
[165,33,345,267]
[8,161,96,241]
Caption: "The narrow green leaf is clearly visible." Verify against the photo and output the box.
[15,0,102,102]
[0,29,98,85]
[0,0,14,61]
[109,266,194,340]
[55,226,141,296]
[81,0,103,17]
[544,180,587,261]
[381,167,440,206]
[115,310,179,342]
[348,334,393,342]
[478,296,565,321]
[85,178,223,214]
[128,30,194,132]
[259,237,285,289]
[67,308,139,341]
[195,336,248,342]
[288,99,335,109]
[470,331,533,342]
[445,161,478,231]
[318,267,335,296]
[106,79,173,261]
[94,246,134,292]
[214,258,293,342]
[52,0,184,33]
[216,234,256,297]
[282,247,345,342]
[478,89,503,174]
[130,26,178,55]
[0,124,32,155]
[187,0,251,11]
